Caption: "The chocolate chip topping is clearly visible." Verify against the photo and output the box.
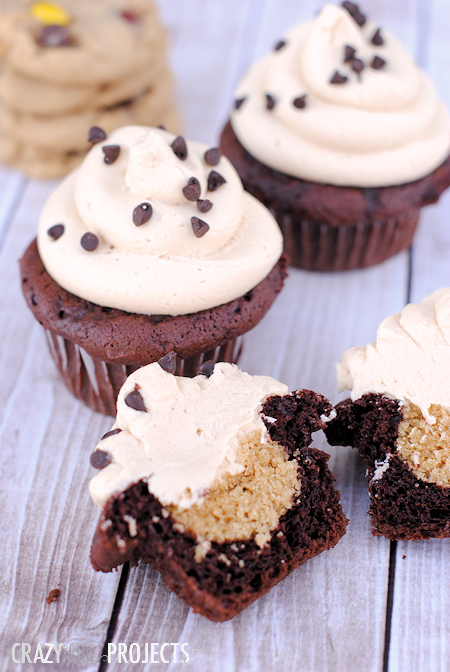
[274,40,286,51]
[371,55,386,69]
[197,199,213,213]
[47,224,64,240]
[171,136,188,160]
[183,177,201,201]
[266,94,276,110]
[81,232,99,251]
[234,97,246,110]
[39,25,72,48]
[102,428,122,440]
[103,145,120,164]
[191,216,210,238]
[125,388,146,412]
[372,28,384,46]
[199,360,215,377]
[351,58,364,74]
[204,148,222,166]
[293,95,307,109]
[90,449,112,469]
[207,170,226,191]
[88,127,107,145]
[330,70,348,84]
[342,2,366,27]
[158,351,177,374]
[344,44,356,62]
[133,203,153,226]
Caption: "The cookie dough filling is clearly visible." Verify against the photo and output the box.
[37,126,283,315]
[231,3,450,186]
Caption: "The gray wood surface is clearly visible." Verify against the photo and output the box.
[0,1,449,671]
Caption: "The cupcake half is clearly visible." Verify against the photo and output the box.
[20,125,287,415]
[89,361,348,621]
[221,3,450,271]
[325,289,450,540]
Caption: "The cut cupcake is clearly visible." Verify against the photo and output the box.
[221,3,450,271]
[325,289,450,540]
[20,125,286,415]
[89,361,347,621]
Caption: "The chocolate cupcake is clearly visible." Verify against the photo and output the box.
[221,3,450,271]
[325,289,450,539]
[20,125,286,415]
[89,362,348,621]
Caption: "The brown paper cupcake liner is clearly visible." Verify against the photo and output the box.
[275,208,420,271]
[45,330,243,416]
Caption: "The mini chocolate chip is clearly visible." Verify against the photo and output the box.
[371,55,386,69]
[351,58,364,74]
[266,94,276,110]
[133,203,153,226]
[342,1,366,26]
[171,136,188,160]
[183,177,201,201]
[293,95,307,109]
[330,70,348,84]
[103,145,120,164]
[191,216,210,238]
[81,232,99,251]
[102,428,122,440]
[125,388,146,412]
[90,449,111,469]
[197,199,213,213]
[158,351,177,374]
[47,224,64,240]
[235,97,246,110]
[274,40,286,51]
[204,148,222,166]
[372,28,384,46]
[88,127,107,144]
[199,360,215,377]
[157,124,166,130]
[207,170,226,191]
[39,25,72,48]
[344,45,356,62]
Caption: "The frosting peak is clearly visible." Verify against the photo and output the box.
[231,4,450,187]
[37,126,283,315]
[336,289,450,423]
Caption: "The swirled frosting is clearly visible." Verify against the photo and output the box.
[336,289,450,423]
[89,362,289,509]
[37,126,283,315]
[231,3,450,187]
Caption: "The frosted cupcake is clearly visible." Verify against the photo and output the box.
[20,125,286,415]
[221,3,450,271]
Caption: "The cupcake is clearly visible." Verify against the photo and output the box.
[221,3,450,271]
[20,125,287,416]
[0,0,179,178]
[325,289,450,540]
[89,361,347,621]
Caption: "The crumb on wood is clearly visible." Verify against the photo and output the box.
[46,588,61,604]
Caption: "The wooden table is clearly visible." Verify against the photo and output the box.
[1,1,449,670]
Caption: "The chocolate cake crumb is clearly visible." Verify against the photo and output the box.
[191,216,210,238]
[46,588,61,604]
[47,224,64,241]
[102,145,120,165]
[171,136,188,160]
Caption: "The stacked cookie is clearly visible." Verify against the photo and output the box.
[0,0,179,178]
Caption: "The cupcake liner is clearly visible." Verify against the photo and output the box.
[45,330,244,416]
[277,208,420,271]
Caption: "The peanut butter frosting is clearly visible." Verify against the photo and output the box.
[37,125,283,315]
[336,288,450,424]
[89,362,289,509]
[231,3,450,187]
